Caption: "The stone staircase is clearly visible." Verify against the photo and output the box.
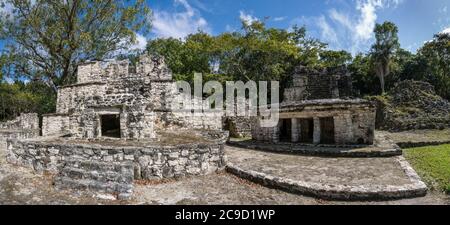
[54,158,135,200]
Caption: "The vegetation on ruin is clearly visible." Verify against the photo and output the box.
[404,144,450,193]
[369,80,450,131]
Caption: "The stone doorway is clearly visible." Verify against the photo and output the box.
[320,117,335,144]
[299,118,314,143]
[100,115,121,138]
[279,119,292,142]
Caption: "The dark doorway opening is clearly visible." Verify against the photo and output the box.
[101,115,121,138]
[279,119,292,142]
[320,117,335,144]
[299,118,314,143]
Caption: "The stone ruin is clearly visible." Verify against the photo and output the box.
[42,55,223,139]
[5,54,228,199]
[252,65,376,145]
[0,113,40,142]
[371,80,450,131]
[2,56,378,200]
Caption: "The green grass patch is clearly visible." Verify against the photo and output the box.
[404,144,450,194]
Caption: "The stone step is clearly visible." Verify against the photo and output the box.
[61,158,134,174]
[54,176,133,199]
[59,167,133,183]
[55,158,135,200]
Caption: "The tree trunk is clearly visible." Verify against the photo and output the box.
[379,74,385,94]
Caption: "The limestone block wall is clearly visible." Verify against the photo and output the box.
[6,133,228,179]
[225,116,253,138]
[251,118,280,142]
[77,60,129,84]
[252,102,376,145]
[285,66,353,102]
[351,110,376,144]
[0,130,40,141]
[153,111,223,132]
[42,114,70,136]
[0,113,39,130]
[136,55,172,81]
[76,55,172,85]
[56,83,107,114]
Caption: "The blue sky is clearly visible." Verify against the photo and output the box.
[1,0,449,55]
[147,0,450,54]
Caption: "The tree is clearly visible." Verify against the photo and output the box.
[370,21,400,94]
[0,80,55,121]
[319,50,352,68]
[0,0,151,91]
[349,53,379,96]
[415,33,450,99]
[146,21,325,91]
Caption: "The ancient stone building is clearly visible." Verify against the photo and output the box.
[252,66,376,145]
[42,55,223,139]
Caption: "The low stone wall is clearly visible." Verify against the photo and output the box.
[0,113,40,143]
[227,140,402,158]
[6,136,227,180]
[42,114,70,136]
[0,130,40,141]
[0,113,39,130]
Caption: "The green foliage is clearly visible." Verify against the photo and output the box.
[370,21,400,94]
[147,21,326,94]
[349,54,379,96]
[0,0,152,90]
[405,144,450,193]
[319,50,352,68]
[415,33,450,99]
[0,80,55,121]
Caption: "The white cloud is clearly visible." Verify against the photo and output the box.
[354,0,383,41]
[129,33,148,51]
[327,0,404,54]
[151,0,210,39]
[329,9,353,30]
[441,27,450,34]
[239,11,258,25]
[274,17,287,22]
[317,16,338,44]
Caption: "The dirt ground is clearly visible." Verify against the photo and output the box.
[0,141,448,205]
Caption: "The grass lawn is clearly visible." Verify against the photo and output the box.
[404,144,450,194]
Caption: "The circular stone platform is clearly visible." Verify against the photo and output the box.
[228,133,402,158]
[225,146,427,201]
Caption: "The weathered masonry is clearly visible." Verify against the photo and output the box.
[0,114,40,142]
[6,55,228,199]
[42,55,223,139]
[252,66,376,145]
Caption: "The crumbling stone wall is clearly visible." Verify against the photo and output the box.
[6,132,228,179]
[253,64,375,146]
[284,66,353,102]
[0,113,39,130]
[0,114,40,143]
[252,100,376,145]
[42,114,70,136]
[224,117,252,138]
[43,54,223,140]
